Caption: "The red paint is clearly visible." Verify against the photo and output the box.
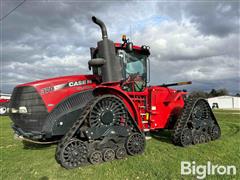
[114,43,149,54]
[0,99,10,103]
[11,43,186,132]
[13,74,186,131]
[94,83,186,131]
[146,87,185,129]
[114,43,143,50]
[17,75,99,112]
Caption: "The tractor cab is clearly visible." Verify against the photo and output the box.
[117,42,150,92]
[90,35,150,92]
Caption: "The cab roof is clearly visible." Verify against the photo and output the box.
[114,43,150,56]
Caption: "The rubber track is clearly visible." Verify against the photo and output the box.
[55,95,143,166]
[55,97,95,163]
[172,97,220,146]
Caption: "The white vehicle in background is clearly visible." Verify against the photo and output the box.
[0,93,11,115]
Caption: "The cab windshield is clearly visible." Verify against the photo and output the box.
[118,50,148,81]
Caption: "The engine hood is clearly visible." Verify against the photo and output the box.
[16,74,98,112]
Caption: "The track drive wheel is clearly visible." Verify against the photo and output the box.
[89,95,128,128]
[126,133,145,155]
[59,138,88,169]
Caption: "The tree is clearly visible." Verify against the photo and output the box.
[209,89,217,97]
[216,89,228,96]
[189,90,208,98]
[208,88,228,97]
[189,88,229,98]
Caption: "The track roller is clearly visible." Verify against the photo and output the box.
[103,148,115,162]
[89,151,103,164]
[115,147,127,159]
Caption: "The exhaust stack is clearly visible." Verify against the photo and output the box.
[92,16,108,39]
[91,16,122,83]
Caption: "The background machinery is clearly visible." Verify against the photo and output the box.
[8,16,221,169]
[0,93,11,115]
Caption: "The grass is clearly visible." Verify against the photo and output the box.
[0,110,239,180]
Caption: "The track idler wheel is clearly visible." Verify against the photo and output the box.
[89,151,102,164]
[210,124,221,140]
[126,133,145,155]
[59,138,88,169]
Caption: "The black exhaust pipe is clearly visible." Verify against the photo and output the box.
[91,16,122,83]
[92,16,108,39]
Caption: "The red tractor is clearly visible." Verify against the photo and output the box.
[8,17,220,169]
[0,93,11,115]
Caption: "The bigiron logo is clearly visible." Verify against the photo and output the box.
[181,161,236,179]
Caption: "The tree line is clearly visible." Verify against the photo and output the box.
[189,88,239,98]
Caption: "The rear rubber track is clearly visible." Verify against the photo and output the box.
[172,97,221,147]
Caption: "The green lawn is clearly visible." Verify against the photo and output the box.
[1,110,239,180]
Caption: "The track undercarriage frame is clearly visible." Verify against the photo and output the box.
[55,91,220,169]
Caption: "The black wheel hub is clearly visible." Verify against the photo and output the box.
[101,110,114,125]
[89,96,128,127]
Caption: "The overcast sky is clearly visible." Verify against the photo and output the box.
[1,0,239,94]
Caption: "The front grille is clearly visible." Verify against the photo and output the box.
[9,86,48,132]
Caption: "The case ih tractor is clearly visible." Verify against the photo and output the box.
[8,16,221,169]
